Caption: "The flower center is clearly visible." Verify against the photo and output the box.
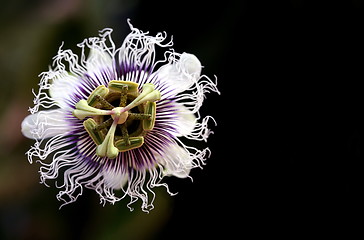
[72,81,160,159]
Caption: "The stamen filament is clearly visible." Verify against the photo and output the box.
[128,113,152,120]
[96,118,113,130]
[120,124,131,145]
[94,95,115,110]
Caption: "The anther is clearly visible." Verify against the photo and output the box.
[142,102,156,131]
[115,136,144,152]
[83,118,105,145]
[87,85,109,107]
[108,80,139,94]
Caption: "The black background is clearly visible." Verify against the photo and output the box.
[141,0,363,238]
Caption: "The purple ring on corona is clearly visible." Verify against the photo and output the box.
[21,20,220,212]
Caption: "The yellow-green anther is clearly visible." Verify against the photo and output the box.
[83,118,104,145]
[142,102,156,131]
[108,80,139,93]
[115,136,144,152]
[87,85,109,107]
[96,121,119,159]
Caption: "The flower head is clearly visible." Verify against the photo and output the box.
[21,20,219,211]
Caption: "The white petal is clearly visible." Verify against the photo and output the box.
[178,52,202,78]
[102,168,128,190]
[49,49,112,109]
[156,53,202,95]
[21,109,69,139]
[174,103,196,137]
[86,48,113,75]
[49,72,79,109]
[159,144,193,178]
